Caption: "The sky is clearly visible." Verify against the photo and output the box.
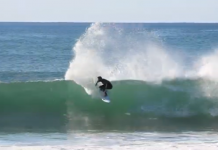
[0,0,218,22]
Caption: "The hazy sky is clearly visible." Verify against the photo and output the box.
[0,0,218,22]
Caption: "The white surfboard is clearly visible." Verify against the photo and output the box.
[100,90,110,103]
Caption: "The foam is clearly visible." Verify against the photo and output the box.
[65,23,183,88]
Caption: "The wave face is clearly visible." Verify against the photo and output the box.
[0,81,68,130]
[1,79,218,131]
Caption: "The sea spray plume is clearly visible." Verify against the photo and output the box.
[197,49,218,81]
[118,44,183,81]
[65,23,107,94]
[65,23,183,93]
[196,50,218,102]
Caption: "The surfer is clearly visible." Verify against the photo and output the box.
[95,76,113,96]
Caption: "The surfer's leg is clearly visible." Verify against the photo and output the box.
[104,89,108,96]
[99,85,105,91]
[103,85,112,96]
[99,85,107,96]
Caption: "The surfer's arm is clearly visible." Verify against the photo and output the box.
[95,80,99,86]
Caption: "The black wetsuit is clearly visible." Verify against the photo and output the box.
[96,78,113,92]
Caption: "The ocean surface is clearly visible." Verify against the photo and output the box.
[0,22,218,149]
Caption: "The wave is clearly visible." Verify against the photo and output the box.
[1,79,218,130]
[2,23,218,130]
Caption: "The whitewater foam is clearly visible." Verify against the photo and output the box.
[65,23,184,88]
[197,49,218,81]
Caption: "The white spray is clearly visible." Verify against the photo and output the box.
[65,23,183,89]
[65,23,218,99]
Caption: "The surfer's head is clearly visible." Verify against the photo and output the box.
[98,76,102,80]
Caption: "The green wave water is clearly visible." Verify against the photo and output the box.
[0,79,218,131]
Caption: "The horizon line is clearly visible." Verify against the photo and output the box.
[0,21,218,24]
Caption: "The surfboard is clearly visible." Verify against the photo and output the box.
[100,90,110,103]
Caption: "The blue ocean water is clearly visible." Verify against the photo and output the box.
[0,23,90,82]
[1,22,218,149]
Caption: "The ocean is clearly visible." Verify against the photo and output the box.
[0,22,218,149]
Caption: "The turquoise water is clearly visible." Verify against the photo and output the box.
[1,22,218,149]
